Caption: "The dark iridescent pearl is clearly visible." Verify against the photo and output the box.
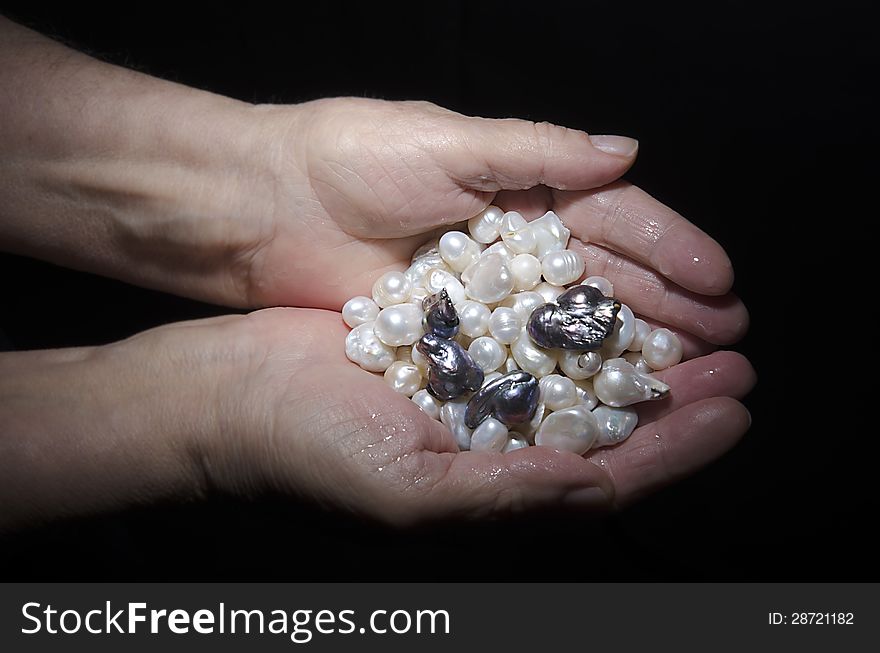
[465,370,540,429]
[416,333,484,401]
[422,288,459,339]
[526,284,621,350]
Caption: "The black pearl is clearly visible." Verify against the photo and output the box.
[416,333,484,401]
[422,288,459,339]
[465,370,540,429]
[526,284,621,350]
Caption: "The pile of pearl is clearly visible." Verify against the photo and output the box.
[343,207,683,456]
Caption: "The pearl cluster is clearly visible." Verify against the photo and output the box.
[343,208,683,455]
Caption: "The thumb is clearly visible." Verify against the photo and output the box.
[442,116,638,192]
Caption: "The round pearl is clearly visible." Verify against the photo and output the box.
[500,211,537,254]
[509,254,543,291]
[573,380,598,410]
[464,254,515,303]
[440,400,472,451]
[457,300,491,337]
[467,205,505,244]
[411,389,442,419]
[468,336,507,373]
[344,322,396,372]
[503,432,530,453]
[511,329,557,377]
[601,304,636,358]
[593,358,670,407]
[558,350,603,380]
[583,275,614,297]
[534,405,599,455]
[539,374,579,411]
[541,250,585,286]
[628,318,651,352]
[372,271,412,308]
[592,405,639,448]
[488,307,523,344]
[533,282,565,304]
[501,291,545,320]
[384,361,422,397]
[623,351,654,374]
[439,231,481,272]
[641,328,683,370]
[373,303,424,346]
[424,268,466,305]
[470,417,509,453]
[342,296,380,328]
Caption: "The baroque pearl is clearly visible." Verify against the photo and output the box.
[457,300,491,337]
[482,371,503,387]
[374,303,424,346]
[593,358,670,407]
[468,336,507,372]
[641,328,683,370]
[342,296,380,327]
[470,417,509,452]
[541,250,585,286]
[372,271,412,308]
[468,205,505,244]
[623,351,654,374]
[539,374,579,411]
[583,275,614,297]
[509,254,543,291]
[405,253,449,288]
[534,405,599,455]
[384,361,422,397]
[482,241,515,262]
[411,238,440,262]
[501,291,545,319]
[503,432,530,453]
[488,307,523,344]
[345,322,396,372]
[500,211,537,254]
[592,405,639,448]
[464,254,515,303]
[530,211,570,250]
[424,268,466,305]
[558,350,603,380]
[533,281,565,304]
[439,231,481,272]
[440,399,473,451]
[532,225,564,260]
[601,304,636,358]
[573,379,598,410]
[511,329,557,377]
[411,389,442,420]
[629,318,651,352]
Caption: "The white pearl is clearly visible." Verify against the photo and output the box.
[424,268,466,305]
[530,210,570,249]
[583,275,614,297]
[439,231,481,272]
[592,405,639,448]
[481,371,503,387]
[641,328,683,370]
[503,432,530,453]
[622,351,654,374]
[628,318,651,352]
[573,380,598,410]
[504,355,520,373]
[409,286,430,306]
[511,329,557,377]
[482,241,515,262]
[539,374,579,411]
[541,250,585,286]
[500,211,537,254]
[411,389,442,420]
[396,345,413,363]
[405,253,450,288]
[457,300,491,337]
[488,307,523,344]
[535,405,599,455]
[373,303,424,346]
[384,361,422,397]
[600,304,636,358]
[467,205,505,244]
[344,322,396,372]
[593,358,671,407]
[342,296,380,327]
[501,291,545,320]
[509,254,542,291]
[410,238,440,262]
[372,271,412,308]
[470,417,509,452]
[533,281,565,304]
[440,399,472,450]
[468,336,507,373]
[410,343,430,376]
[464,254,515,303]
[558,350,603,380]
[532,225,564,259]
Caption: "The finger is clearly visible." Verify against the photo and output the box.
[494,187,552,218]
[587,397,751,507]
[553,181,735,296]
[635,351,757,423]
[445,118,638,193]
[571,239,749,345]
[414,446,614,521]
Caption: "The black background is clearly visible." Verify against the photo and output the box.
[0,1,874,580]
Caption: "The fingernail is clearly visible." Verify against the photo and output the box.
[589,135,639,157]
[561,487,609,510]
